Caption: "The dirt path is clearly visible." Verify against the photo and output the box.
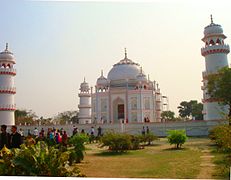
[197,148,215,179]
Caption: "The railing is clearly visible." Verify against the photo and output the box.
[0,104,16,111]
[0,68,16,75]
[201,44,230,56]
[0,87,16,94]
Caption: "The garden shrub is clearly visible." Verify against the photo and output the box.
[209,125,231,152]
[100,132,132,152]
[0,142,84,176]
[68,133,89,164]
[167,129,187,149]
[130,135,141,150]
[139,133,158,146]
[209,124,231,179]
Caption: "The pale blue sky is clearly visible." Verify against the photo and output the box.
[1,0,231,118]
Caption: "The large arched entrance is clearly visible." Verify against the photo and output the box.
[112,97,125,123]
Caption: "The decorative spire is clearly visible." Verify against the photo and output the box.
[83,77,86,83]
[210,14,213,24]
[148,74,150,81]
[5,43,8,51]
[124,48,127,59]
[140,66,143,74]
[101,70,103,77]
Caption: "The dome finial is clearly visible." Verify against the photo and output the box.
[210,14,213,24]
[101,70,103,77]
[5,43,8,51]
[124,48,127,59]
[140,66,143,74]
[84,77,86,83]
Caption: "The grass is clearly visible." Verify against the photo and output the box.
[212,150,231,179]
[77,138,210,178]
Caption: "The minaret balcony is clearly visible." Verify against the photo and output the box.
[78,104,91,108]
[0,104,16,111]
[202,98,221,103]
[201,44,230,56]
[78,93,91,97]
[0,68,16,75]
[0,87,16,94]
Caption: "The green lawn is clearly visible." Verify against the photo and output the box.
[77,138,212,178]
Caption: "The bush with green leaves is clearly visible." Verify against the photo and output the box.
[209,125,231,152]
[0,142,85,176]
[167,129,187,149]
[68,133,89,164]
[100,132,132,152]
[138,133,158,146]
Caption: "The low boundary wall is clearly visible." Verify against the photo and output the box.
[17,120,227,137]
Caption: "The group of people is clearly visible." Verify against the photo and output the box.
[142,126,150,135]
[0,125,22,149]
[72,126,102,137]
[30,127,69,146]
[0,124,105,150]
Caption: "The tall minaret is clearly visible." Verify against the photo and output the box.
[0,43,16,125]
[78,78,91,124]
[201,15,230,120]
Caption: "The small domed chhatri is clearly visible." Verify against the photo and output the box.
[203,15,224,36]
[78,49,167,124]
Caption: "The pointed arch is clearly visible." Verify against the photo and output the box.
[209,39,215,46]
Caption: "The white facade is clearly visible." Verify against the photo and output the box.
[78,78,92,124]
[201,16,230,120]
[0,43,16,125]
[79,50,166,124]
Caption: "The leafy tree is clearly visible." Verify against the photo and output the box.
[15,109,38,125]
[167,130,187,149]
[53,111,78,125]
[178,101,191,118]
[207,67,231,121]
[177,100,203,120]
[161,111,175,121]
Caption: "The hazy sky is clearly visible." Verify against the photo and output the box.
[1,0,231,118]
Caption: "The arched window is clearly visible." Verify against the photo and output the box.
[216,39,221,45]
[209,39,215,46]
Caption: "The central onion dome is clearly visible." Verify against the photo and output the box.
[0,43,15,64]
[107,49,142,81]
[204,15,224,37]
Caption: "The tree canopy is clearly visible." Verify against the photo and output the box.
[177,100,203,120]
[207,67,231,119]
[161,111,175,121]
[15,109,38,125]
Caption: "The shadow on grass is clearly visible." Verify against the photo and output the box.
[94,151,131,157]
[143,143,162,147]
[163,147,187,151]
